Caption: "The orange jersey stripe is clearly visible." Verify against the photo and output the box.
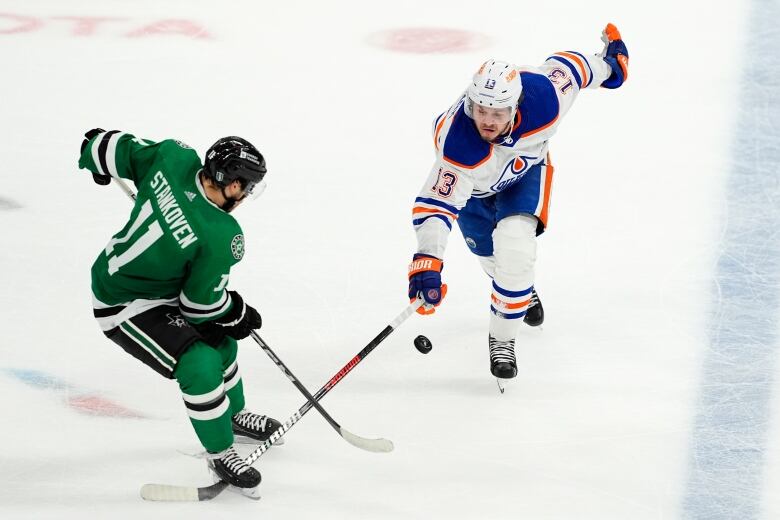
[444,145,493,170]
[412,206,458,220]
[538,154,555,227]
[520,114,558,139]
[433,115,447,151]
[557,51,590,87]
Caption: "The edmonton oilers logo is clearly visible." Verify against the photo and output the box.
[492,156,529,192]
[510,156,527,174]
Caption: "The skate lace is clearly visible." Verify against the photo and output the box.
[489,337,516,364]
[235,411,269,433]
[220,447,250,475]
[528,289,539,309]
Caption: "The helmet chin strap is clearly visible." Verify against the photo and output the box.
[495,112,516,145]
[220,185,240,212]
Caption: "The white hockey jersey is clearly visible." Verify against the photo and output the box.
[413,51,613,259]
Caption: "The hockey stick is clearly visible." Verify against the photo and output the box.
[250,331,393,453]
[140,299,423,501]
[111,173,393,451]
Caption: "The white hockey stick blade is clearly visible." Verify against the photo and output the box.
[141,483,199,502]
[140,481,228,502]
[340,427,394,453]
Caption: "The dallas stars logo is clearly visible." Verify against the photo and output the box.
[166,313,188,328]
[231,234,245,260]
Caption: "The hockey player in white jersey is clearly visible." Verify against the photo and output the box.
[407,24,629,379]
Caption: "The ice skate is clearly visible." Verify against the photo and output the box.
[489,335,518,380]
[232,409,285,446]
[207,445,261,499]
[523,288,544,327]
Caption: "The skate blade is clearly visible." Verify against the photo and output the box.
[234,433,285,446]
[225,483,261,500]
[496,378,506,394]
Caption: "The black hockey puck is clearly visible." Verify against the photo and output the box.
[414,335,433,354]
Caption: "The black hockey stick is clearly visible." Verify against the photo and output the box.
[250,331,393,452]
[112,175,394,451]
[140,299,423,501]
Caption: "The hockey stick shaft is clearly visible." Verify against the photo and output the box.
[243,299,422,465]
[141,301,422,501]
[250,331,393,452]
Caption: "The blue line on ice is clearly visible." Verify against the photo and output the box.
[682,1,780,517]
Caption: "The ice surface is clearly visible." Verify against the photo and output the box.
[1,1,778,519]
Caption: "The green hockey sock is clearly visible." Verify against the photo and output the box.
[174,341,233,453]
[218,336,245,416]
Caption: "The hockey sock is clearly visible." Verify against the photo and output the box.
[489,281,532,339]
[174,341,233,453]
[217,337,245,416]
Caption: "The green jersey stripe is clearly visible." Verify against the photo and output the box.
[121,321,175,369]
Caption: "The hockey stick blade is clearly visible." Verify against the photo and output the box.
[251,331,394,454]
[140,481,227,502]
[339,427,393,453]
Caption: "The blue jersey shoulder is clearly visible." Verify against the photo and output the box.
[509,72,559,140]
[441,104,492,168]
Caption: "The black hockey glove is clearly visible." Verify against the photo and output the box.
[80,128,111,185]
[194,291,262,346]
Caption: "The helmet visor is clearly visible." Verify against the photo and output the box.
[241,178,267,201]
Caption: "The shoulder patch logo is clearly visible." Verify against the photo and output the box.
[185,191,196,202]
[230,234,245,260]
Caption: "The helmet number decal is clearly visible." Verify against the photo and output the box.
[484,78,496,89]
[431,168,458,198]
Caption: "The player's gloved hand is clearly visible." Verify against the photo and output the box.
[408,254,448,315]
[600,23,629,89]
[194,291,262,346]
[80,128,112,185]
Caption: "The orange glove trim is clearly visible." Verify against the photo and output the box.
[617,54,629,81]
[412,284,448,315]
[408,257,443,278]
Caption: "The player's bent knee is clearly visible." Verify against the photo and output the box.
[478,255,496,278]
[174,341,224,387]
[493,214,538,279]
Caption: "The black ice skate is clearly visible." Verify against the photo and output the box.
[232,409,284,445]
[207,445,261,498]
[524,288,544,327]
[489,335,518,379]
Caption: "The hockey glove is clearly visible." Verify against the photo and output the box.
[194,291,262,346]
[600,23,629,89]
[80,128,112,185]
[408,254,448,315]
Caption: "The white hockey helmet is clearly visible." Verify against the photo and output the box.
[466,59,522,115]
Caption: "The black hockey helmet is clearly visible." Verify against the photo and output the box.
[203,136,266,194]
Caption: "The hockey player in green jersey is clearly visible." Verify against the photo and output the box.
[78,129,280,496]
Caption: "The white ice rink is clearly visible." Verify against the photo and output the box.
[2,1,779,519]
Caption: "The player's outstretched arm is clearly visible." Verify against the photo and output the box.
[77,128,163,188]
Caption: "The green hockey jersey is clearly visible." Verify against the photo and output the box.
[79,131,246,325]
